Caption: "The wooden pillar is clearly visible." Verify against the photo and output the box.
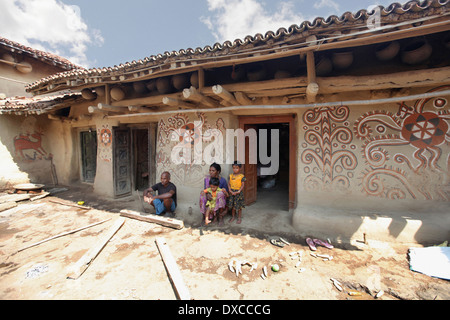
[306,51,319,102]
[105,84,111,105]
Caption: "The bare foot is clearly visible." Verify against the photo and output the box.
[229,217,235,223]
[237,218,241,224]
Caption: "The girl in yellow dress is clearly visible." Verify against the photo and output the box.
[227,161,246,224]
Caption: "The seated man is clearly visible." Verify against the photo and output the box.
[143,171,177,216]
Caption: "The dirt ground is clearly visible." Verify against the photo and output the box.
[0,185,449,300]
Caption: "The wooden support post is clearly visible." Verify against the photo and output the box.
[155,237,191,300]
[105,83,111,105]
[212,85,240,106]
[67,218,125,279]
[306,51,319,102]
[198,68,205,89]
[120,209,184,230]
[183,86,218,108]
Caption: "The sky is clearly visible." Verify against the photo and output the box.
[0,0,402,68]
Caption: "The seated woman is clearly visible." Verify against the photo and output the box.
[199,163,229,225]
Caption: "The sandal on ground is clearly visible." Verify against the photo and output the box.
[270,238,286,248]
[306,237,317,251]
[313,238,334,249]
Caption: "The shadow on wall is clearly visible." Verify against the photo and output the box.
[292,192,450,246]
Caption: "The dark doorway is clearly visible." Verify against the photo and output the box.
[240,115,296,210]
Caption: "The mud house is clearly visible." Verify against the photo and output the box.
[0,37,83,189]
[1,1,449,244]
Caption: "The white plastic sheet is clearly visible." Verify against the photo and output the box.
[409,247,450,280]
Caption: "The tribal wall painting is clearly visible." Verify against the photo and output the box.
[157,112,226,186]
[97,124,112,162]
[301,105,358,193]
[355,86,450,201]
[300,86,450,201]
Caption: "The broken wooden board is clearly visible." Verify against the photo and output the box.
[67,218,125,280]
[0,202,17,213]
[30,192,50,202]
[120,209,184,230]
[0,194,31,204]
[49,198,91,210]
[17,218,112,253]
[155,237,191,300]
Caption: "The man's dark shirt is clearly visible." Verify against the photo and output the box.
[151,182,177,205]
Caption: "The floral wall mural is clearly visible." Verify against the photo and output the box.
[301,86,450,201]
[157,112,227,186]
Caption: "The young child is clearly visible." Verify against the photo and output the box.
[203,177,222,225]
[228,161,246,224]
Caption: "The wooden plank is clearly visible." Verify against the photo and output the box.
[48,198,91,210]
[0,202,17,213]
[155,237,191,300]
[0,194,31,204]
[120,209,184,230]
[66,218,125,279]
[17,218,112,253]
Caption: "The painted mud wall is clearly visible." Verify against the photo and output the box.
[294,85,450,243]
[156,112,238,206]
[0,113,76,190]
[151,86,449,243]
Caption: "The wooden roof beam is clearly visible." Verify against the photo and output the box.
[212,85,240,106]
[182,86,219,108]
[162,97,197,109]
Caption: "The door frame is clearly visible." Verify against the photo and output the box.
[239,114,297,209]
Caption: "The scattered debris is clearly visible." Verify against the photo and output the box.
[310,252,333,261]
[348,290,362,296]
[25,263,49,279]
[228,259,258,277]
[270,238,285,248]
[262,266,268,278]
[375,290,384,299]
[330,278,343,291]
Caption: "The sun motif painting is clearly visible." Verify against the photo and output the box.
[354,86,450,200]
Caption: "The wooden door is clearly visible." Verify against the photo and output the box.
[133,129,149,191]
[244,124,257,206]
[113,127,132,197]
[80,131,97,183]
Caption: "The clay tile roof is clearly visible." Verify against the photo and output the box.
[0,92,83,115]
[0,37,84,71]
[25,0,450,93]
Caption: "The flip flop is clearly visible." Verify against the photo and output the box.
[313,238,334,249]
[306,238,317,251]
[270,238,286,248]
